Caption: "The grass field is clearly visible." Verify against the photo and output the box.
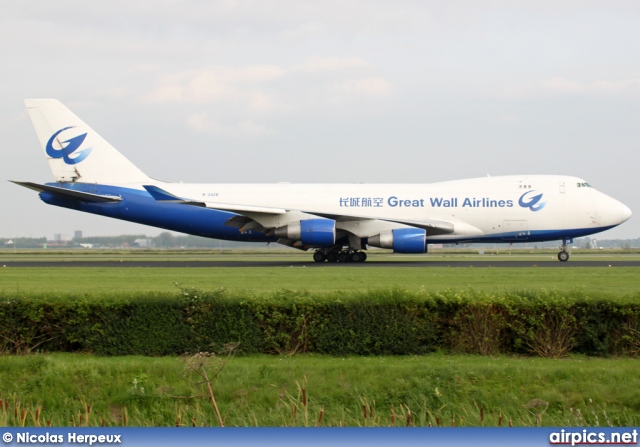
[1,249,640,295]
[2,353,639,427]
[1,264,639,295]
[1,249,639,427]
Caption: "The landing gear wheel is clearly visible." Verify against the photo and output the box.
[313,251,326,263]
[326,252,338,263]
[350,251,367,263]
[338,252,350,263]
[557,250,569,262]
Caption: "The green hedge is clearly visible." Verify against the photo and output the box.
[1,288,640,357]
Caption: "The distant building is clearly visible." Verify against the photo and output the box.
[135,238,152,248]
[74,230,83,239]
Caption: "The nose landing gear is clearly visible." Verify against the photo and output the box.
[557,238,572,262]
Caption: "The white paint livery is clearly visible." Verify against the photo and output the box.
[14,99,632,262]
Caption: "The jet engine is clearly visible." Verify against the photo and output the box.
[274,218,336,246]
[368,228,427,253]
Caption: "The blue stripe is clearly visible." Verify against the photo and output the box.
[433,226,617,245]
[40,183,611,245]
[40,183,276,242]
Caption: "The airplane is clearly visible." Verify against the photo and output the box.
[12,99,632,262]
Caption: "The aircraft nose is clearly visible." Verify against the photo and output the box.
[621,203,632,222]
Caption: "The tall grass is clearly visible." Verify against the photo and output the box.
[1,354,639,427]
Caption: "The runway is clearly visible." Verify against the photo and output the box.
[4,260,640,268]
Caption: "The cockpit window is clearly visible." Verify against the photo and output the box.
[576,182,592,188]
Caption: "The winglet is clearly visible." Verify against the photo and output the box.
[143,185,183,202]
[143,185,207,207]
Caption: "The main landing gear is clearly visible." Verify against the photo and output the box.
[313,248,368,263]
[557,238,572,262]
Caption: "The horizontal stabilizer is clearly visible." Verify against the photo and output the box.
[11,181,122,203]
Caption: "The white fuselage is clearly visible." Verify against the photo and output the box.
[155,174,630,242]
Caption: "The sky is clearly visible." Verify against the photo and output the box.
[1,0,638,240]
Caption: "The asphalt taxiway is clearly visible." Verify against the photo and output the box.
[3,260,640,268]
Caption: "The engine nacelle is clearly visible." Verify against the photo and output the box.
[368,228,427,253]
[274,218,336,246]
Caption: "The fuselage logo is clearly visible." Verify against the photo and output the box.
[519,190,547,212]
[46,126,92,165]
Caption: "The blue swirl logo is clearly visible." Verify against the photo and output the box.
[46,127,92,165]
[519,190,547,212]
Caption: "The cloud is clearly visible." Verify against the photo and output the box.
[329,77,393,99]
[142,65,286,110]
[543,77,583,93]
[139,58,394,139]
[543,77,640,96]
[592,79,640,93]
[293,57,370,73]
[187,112,277,137]
[141,58,391,110]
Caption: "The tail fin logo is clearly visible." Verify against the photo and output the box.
[46,126,93,165]
[518,190,547,212]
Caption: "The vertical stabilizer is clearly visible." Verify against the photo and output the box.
[24,99,151,184]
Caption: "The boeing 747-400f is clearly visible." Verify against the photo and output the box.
[12,99,632,262]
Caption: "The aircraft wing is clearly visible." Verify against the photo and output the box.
[143,185,286,214]
[374,218,454,235]
[143,185,457,237]
[11,181,122,203]
[314,212,455,236]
